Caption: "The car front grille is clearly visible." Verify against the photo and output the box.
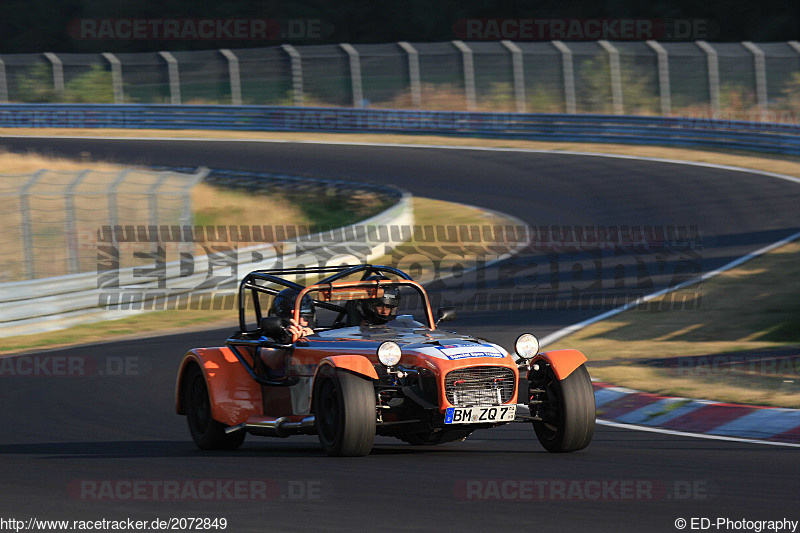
[444,366,516,407]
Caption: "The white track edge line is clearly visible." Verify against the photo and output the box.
[539,228,800,347]
[596,419,800,448]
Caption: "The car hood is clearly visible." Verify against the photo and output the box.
[307,317,511,362]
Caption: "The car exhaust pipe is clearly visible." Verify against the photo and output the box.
[282,415,316,435]
[228,416,316,438]
[224,423,246,435]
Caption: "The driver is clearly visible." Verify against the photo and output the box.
[269,288,316,343]
[355,275,401,326]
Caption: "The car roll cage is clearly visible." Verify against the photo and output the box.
[226,264,432,389]
[236,264,423,333]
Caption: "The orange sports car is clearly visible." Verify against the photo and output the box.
[175,265,595,456]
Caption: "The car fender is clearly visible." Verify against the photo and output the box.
[529,349,588,381]
[308,355,378,414]
[175,347,263,426]
[315,355,379,380]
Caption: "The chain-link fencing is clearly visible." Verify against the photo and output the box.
[0,168,206,282]
[2,41,799,117]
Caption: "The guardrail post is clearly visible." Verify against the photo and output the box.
[0,57,8,103]
[646,40,671,116]
[502,40,526,113]
[159,51,181,105]
[43,53,64,101]
[696,41,720,115]
[179,167,209,254]
[741,42,767,110]
[552,41,576,114]
[102,52,124,104]
[599,40,624,115]
[65,170,89,274]
[340,44,364,108]
[398,42,421,108]
[148,171,173,232]
[219,49,242,106]
[452,40,476,111]
[20,170,46,280]
[108,169,132,230]
[282,44,303,107]
[181,168,209,226]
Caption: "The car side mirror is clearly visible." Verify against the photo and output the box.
[436,307,457,324]
[259,316,284,336]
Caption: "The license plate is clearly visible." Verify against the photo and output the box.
[444,405,516,424]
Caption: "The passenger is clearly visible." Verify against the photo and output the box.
[261,288,314,416]
[269,288,316,343]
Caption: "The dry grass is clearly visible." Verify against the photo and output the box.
[370,197,524,282]
[0,149,123,173]
[0,152,311,280]
[591,365,800,409]
[0,151,307,231]
[549,242,800,407]
[191,182,307,229]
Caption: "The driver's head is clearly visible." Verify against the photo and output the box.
[359,276,400,325]
[270,288,316,327]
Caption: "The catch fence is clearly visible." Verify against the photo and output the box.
[2,41,799,117]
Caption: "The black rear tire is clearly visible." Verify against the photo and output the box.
[314,367,376,456]
[532,364,595,453]
[183,364,246,451]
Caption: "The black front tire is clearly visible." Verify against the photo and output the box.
[314,367,376,456]
[183,364,246,451]
[532,364,595,453]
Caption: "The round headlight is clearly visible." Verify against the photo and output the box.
[515,333,539,359]
[377,341,402,367]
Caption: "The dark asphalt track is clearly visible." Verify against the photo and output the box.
[1,136,798,532]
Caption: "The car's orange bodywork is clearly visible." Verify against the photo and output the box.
[176,341,527,427]
[532,349,588,380]
[296,341,520,411]
[175,347,263,427]
[176,342,587,426]
[320,355,380,380]
[175,265,596,455]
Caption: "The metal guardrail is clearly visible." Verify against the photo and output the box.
[1,104,799,156]
[0,168,413,337]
